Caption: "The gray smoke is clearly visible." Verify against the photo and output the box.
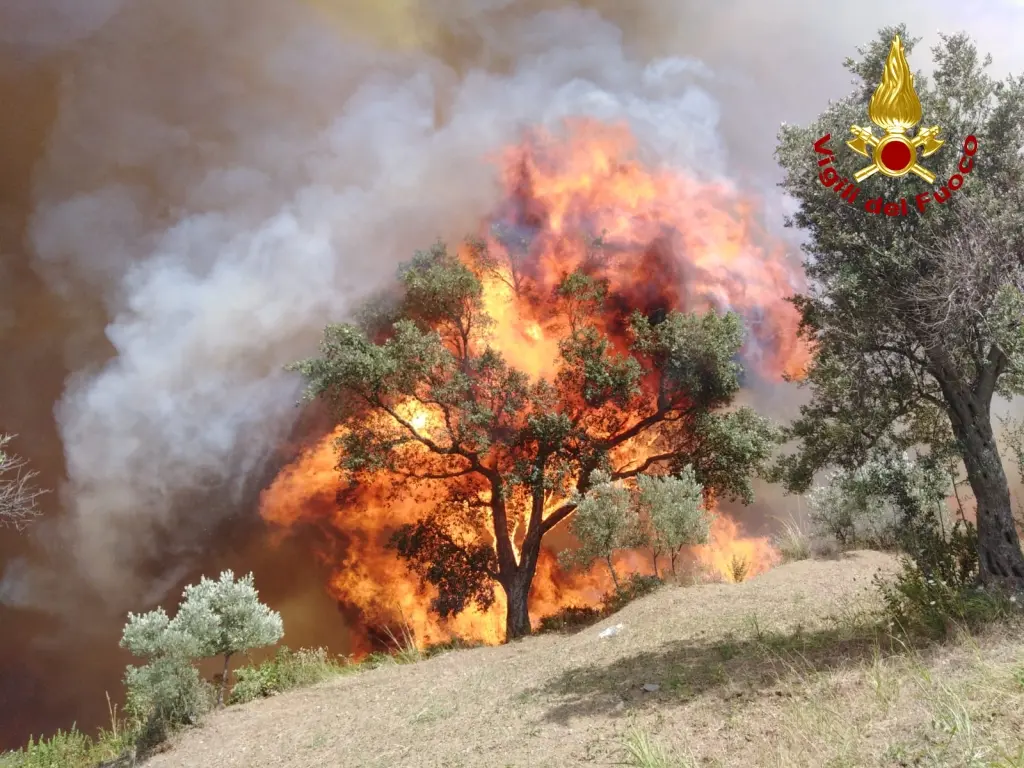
[8,0,1024,607]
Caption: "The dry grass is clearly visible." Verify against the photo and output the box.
[142,551,1024,767]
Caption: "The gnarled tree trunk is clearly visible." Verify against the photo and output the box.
[947,395,1024,585]
[502,571,532,641]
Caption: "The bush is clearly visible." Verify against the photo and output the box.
[0,728,94,768]
[603,573,664,613]
[876,518,1013,636]
[537,605,605,633]
[0,720,134,768]
[228,647,344,704]
[807,454,952,551]
[537,573,666,635]
[124,658,212,746]
[422,636,484,658]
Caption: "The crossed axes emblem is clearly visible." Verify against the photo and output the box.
[846,124,945,184]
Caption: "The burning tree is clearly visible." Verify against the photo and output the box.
[291,238,779,640]
[775,27,1024,584]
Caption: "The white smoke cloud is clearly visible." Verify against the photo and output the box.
[19,0,738,604]
[11,0,1024,607]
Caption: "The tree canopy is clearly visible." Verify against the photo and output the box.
[122,571,283,709]
[292,238,779,639]
[774,25,1024,584]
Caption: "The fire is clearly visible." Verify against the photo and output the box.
[693,514,780,583]
[259,118,807,652]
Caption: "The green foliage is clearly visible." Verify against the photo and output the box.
[0,726,120,768]
[172,570,284,662]
[291,235,777,636]
[421,636,485,658]
[603,573,666,614]
[1000,416,1024,484]
[637,467,712,575]
[538,573,665,634]
[228,647,345,704]
[561,470,641,585]
[773,25,1024,582]
[123,657,212,745]
[537,605,606,634]
[807,453,952,550]
[390,509,498,618]
[119,570,282,739]
[875,522,1010,638]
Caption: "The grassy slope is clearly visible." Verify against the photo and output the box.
[142,552,1024,768]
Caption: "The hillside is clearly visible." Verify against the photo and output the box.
[142,552,1024,767]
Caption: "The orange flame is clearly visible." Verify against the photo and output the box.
[259,118,805,652]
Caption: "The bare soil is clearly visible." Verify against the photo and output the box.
[143,551,1024,767]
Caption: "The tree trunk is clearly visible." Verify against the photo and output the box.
[650,550,659,579]
[502,571,532,641]
[948,399,1024,586]
[216,652,233,708]
[605,555,620,590]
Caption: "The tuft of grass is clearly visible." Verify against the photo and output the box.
[229,647,348,705]
[623,727,692,768]
[773,515,812,563]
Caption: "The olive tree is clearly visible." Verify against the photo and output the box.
[560,470,642,589]
[636,466,712,577]
[173,570,284,707]
[774,26,1024,586]
[293,239,779,640]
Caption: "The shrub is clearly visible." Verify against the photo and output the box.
[807,454,952,551]
[229,647,344,704]
[604,573,664,613]
[0,718,135,768]
[172,570,284,707]
[0,728,94,768]
[875,518,1015,637]
[422,636,484,658]
[537,605,605,633]
[124,657,212,747]
[537,573,665,635]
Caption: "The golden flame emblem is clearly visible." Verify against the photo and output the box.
[846,35,944,183]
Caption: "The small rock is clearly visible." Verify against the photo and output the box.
[642,683,660,692]
[598,623,623,639]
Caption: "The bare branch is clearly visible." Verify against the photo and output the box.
[0,434,48,530]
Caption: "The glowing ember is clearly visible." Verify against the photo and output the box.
[259,118,805,652]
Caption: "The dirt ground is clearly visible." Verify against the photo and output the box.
[142,551,1024,767]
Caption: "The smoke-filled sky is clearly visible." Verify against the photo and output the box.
[2,0,1024,748]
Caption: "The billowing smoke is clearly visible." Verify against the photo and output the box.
[3,0,1024,745]
[11,0,1024,603]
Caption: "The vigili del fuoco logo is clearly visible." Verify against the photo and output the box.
[812,34,978,216]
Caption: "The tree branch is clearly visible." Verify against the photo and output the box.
[611,451,676,480]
